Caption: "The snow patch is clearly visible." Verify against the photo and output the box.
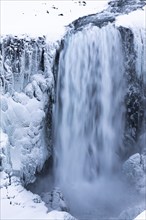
[116,6,146,29]
[1,174,77,220]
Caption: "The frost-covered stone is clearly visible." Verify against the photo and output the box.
[122,153,146,193]
[69,0,145,32]
[41,187,69,212]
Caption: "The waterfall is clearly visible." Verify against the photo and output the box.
[53,23,145,218]
[54,23,125,185]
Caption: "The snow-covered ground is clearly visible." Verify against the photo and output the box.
[1,0,108,41]
[1,172,76,220]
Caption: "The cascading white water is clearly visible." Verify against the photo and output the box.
[54,24,127,218]
[55,23,125,183]
[53,24,128,219]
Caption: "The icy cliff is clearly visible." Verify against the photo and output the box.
[0,36,56,184]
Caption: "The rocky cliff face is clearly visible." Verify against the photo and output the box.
[119,26,146,158]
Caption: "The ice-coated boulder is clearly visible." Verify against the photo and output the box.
[41,187,69,212]
[122,153,146,193]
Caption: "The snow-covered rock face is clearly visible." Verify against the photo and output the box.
[1,36,54,94]
[0,36,56,185]
[68,0,146,32]
[108,0,146,13]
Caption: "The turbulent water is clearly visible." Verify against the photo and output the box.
[54,24,128,218]
[55,24,125,181]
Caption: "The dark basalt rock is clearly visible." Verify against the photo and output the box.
[71,12,115,32]
[70,0,146,31]
[117,27,145,159]
[108,0,146,13]
[69,0,146,32]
